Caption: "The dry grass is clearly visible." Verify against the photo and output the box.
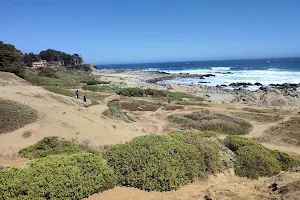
[103,101,135,123]
[168,110,252,135]
[265,117,300,146]
[22,130,32,138]
[242,107,289,115]
[0,99,37,134]
[233,112,283,122]
[176,100,209,107]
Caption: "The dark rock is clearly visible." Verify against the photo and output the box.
[254,82,263,86]
[259,86,270,91]
[229,82,252,87]
[220,84,227,87]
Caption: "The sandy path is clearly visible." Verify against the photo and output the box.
[85,169,300,200]
[0,86,166,165]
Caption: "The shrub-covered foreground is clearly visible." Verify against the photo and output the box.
[104,134,205,191]
[168,110,252,135]
[224,136,300,179]
[0,99,37,134]
[0,154,116,200]
[19,136,97,159]
[104,132,232,191]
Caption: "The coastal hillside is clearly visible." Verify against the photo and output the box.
[1,41,300,200]
[0,67,300,199]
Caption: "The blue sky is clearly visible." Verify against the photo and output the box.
[1,0,299,64]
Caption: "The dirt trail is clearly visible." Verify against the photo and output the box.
[0,86,166,165]
[86,169,300,200]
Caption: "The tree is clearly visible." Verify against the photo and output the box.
[0,41,26,77]
[23,53,41,67]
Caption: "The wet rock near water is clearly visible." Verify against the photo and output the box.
[146,73,216,83]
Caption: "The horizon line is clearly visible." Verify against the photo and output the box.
[94,56,300,66]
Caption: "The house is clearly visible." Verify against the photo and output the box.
[32,60,47,68]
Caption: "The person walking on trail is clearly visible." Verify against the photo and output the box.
[75,90,79,99]
[83,95,86,102]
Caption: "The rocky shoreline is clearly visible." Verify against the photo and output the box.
[93,69,300,108]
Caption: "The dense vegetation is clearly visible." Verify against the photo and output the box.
[23,52,41,67]
[103,134,206,191]
[168,110,252,135]
[0,154,116,199]
[169,131,229,173]
[19,136,97,159]
[0,41,26,78]
[0,99,37,134]
[235,145,282,179]
[44,86,74,97]
[224,136,300,179]
[39,49,83,68]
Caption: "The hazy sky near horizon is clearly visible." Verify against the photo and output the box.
[1,0,299,64]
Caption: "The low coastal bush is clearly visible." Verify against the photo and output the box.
[233,112,283,122]
[103,101,134,122]
[235,145,281,179]
[44,86,74,97]
[104,134,205,191]
[86,80,110,85]
[116,87,144,97]
[0,99,37,134]
[225,136,300,179]
[82,85,118,93]
[265,117,300,146]
[19,136,97,159]
[144,88,167,97]
[168,111,252,135]
[223,135,260,152]
[0,154,116,199]
[270,150,300,171]
[38,67,58,78]
[169,131,225,173]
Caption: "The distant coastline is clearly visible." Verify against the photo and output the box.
[96,57,300,90]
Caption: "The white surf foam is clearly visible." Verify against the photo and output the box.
[211,67,231,71]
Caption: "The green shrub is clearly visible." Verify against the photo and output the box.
[223,135,261,152]
[144,88,167,97]
[167,92,196,100]
[44,86,74,97]
[104,134,205,191]
[103,101,134,123]
[235,145,281,179]
[270,150,300,171]
[116,87,144,97]
[0,154,116,199]
[19,136,97,159]
[86,80,110,85]
[169,131,223,173]
[26,76,77,86]
[168,111,252,135]
[82,85,118,93]
[0,99,37,134]
[224,136,299,176]
[38,67,58,78]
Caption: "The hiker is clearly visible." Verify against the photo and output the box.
[83,95,86,102]
[75,90,79,99]
[168,99,171,105]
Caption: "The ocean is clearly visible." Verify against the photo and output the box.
[97,57,300,90]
